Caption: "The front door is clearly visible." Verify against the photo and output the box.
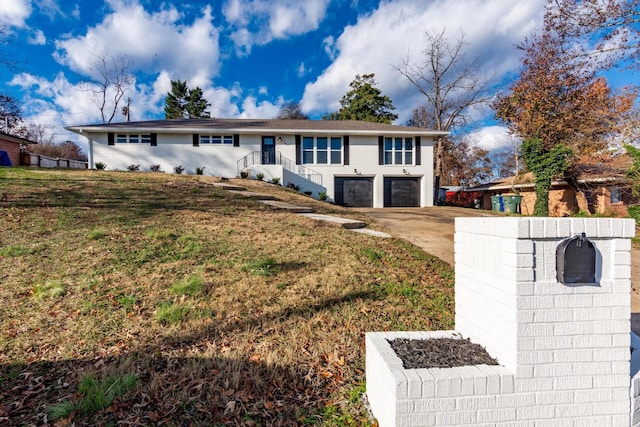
[262,136,276,164]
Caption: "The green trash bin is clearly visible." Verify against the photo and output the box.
[503,195,523,214]
[490,195,500,212]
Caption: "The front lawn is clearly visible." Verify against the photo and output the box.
[0,168,454,425]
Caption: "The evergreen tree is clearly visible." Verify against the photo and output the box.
[324,74,398,124]
[186,87,211,119]
[164,80,211,119]
[164,80,189,119]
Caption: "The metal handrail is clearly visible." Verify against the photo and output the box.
[236,151,323,185]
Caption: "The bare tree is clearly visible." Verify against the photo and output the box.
[396,29,492,196]
[82,50,135,124]
[545,0,640,70]
[23,123,56,144]
[276,101,309,119]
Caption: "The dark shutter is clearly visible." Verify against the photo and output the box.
[295,135,301,165]
[415,136,421,165]
[343,135,350,165]
[192,134,199,147]
[233,134,240,147]
[378,136,384,165]
[108,132,114,146]
[150,133,157,147]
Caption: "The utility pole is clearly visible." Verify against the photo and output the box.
[122,97,131,122]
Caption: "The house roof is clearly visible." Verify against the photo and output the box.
[0,132,37,145]
[65,118,449,137]
[469,155,633,192]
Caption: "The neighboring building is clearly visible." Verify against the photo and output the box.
[0,132,36,166]
[469,156,634,216]
[442,186,483,209]
[66,118,447,208]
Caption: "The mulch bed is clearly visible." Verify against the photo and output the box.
[388,337,499,369]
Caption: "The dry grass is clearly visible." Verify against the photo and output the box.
[0,168,454,426]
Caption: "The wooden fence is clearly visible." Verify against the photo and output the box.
[21,153,88,169]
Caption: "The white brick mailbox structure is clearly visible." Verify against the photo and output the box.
[366,217,636,426]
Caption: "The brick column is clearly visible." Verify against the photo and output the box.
[456,217,635,425]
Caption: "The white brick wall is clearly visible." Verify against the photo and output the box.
[367,218,636,426]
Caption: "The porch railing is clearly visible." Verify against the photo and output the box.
[236,151,323,185]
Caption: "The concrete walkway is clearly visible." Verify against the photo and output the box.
[215,183,391,237]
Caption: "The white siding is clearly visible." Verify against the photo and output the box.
[88,131,435,207]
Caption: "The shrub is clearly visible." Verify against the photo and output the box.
[149,164,161,172]
[94,162,107,170]
[287,182,300,191]
[319,191,328,201]
[629,205,640,225]
[256,172,264,181]
[271,177,281,185]
[195,166,205,175]
[173,165,185,174]
[240,171,249,178]
[126,164,140,172]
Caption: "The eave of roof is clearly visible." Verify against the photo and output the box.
[65,118,449,137]
[469,176,630,192]
[0,132,37,145]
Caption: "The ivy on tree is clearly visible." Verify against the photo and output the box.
[520,137,573,217]
[324,74,398,124]
[164,80,211,119]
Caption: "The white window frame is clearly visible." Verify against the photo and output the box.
[302,136,343,165]
[384,137,413,165]
[116,134,151,144]
[200,135,233,144]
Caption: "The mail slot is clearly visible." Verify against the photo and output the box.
[556,233,597,285]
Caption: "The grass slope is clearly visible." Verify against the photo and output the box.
[0,168,454,426]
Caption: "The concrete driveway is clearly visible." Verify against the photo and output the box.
[357,207,640,332]
[356,206,499,266]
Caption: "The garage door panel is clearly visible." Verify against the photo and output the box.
[335,177,373,207]
[384,177,420,207]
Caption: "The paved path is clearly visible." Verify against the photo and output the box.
[356,207,498,265]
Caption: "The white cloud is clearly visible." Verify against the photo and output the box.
[54,1,220,85]
[35,0,64,21]
[0,0,32,27]
[27,29,46,45]
[9,72,106,150]
[467,126,521,151]
[301,0,545,123]
[296,62,306,77]
[238,95,282,118]
[223,0,330,54]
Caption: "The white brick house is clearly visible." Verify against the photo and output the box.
[66,118,446,208]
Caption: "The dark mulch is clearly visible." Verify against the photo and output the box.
[388,337,499,369]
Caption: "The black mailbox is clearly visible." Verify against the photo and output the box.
[556,233,597,285]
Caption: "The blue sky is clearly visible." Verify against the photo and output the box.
[0,0,550,149]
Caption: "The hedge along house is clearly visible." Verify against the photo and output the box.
[66,118,447,208]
